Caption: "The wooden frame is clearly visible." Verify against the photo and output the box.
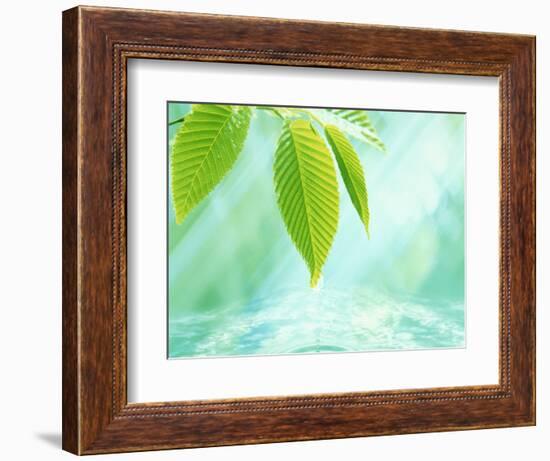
[62,5,536,455]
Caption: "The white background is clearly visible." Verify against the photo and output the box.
[128,61,499,402]
[0,0,546,460]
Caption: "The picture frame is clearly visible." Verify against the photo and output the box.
[62,5,535,455]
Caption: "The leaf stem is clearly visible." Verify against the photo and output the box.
[168,116,186,126]
[255,106,285,119]
[293,108,324,126]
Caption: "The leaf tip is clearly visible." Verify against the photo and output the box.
[174,206,189,225]
[310,272,321,288]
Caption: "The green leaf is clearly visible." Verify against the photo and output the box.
[170,104,251,224]
[310,108,386,153]
[274,119,339,287]
[325,124,370,237]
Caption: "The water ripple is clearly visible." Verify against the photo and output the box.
[169,288,464,358]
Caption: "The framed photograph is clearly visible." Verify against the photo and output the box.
[62,5,535,455]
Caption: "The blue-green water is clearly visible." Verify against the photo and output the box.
[168,103,465,358]
[169,287,464,357]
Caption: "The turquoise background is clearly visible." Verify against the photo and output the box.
[167,103,465,358]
